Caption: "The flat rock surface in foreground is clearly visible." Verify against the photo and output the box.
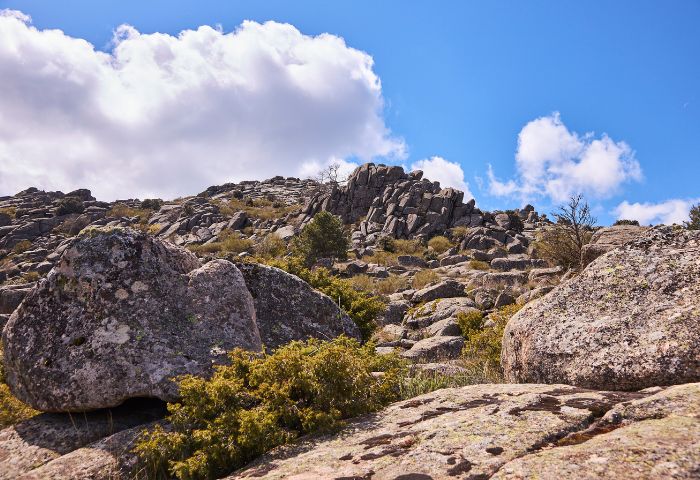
[228,383,667,480]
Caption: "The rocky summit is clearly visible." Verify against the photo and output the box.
[0,163,699,479]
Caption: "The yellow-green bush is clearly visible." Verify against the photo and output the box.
[411,269,439,289]
[188,230,253,256]
[215,198,298,221]
[456,309,483,337]
[0,206,16,218]
[11,240,32,254]
[108,203,151,220]
[427,236,452,254]
[468,260,490,271]
[134,337,405,480]
[461,304,522,372]
[254,234,287,259]
[394,239,424,255]
[348,274,408,297]
[264,257,384,341]
[0,346,37,428]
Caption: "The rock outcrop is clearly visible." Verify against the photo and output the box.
[300,163,548,250]
[580,224,650,266]
[2,228,261,411]
[502,226,700,391]
[227,383,699,480]
[236,262,361,349]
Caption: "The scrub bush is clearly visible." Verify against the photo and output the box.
[134,337,405,480]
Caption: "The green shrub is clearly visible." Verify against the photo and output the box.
[134,337,405,480]
[456,310,483,337]
[411,269,439,289]
[462,304,522,373]
[140,198,164,210]
[468,260,490,271]
[292,211,348,266]
[377,236,396,252]
[55,196,85,216]
[12,240,32,254]
[254,234,287,259]
[614,219,640,226]
[264,257,384,341]
[400,364,502,399]
[685,204,700,230]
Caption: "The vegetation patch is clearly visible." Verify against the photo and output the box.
[468,260,490,271]
[461,304,522,374]
[11,240,32,254]
[411,269,439,290]
[134,337,405,480]
[0,346,38,429]
[188,230,253,256]
[291,211,348,266]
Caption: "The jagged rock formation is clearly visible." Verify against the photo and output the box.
[300,163,548,251]
[227,383,700,480]
[3,228,261,411]
[502,226,700,390]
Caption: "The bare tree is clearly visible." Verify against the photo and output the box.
[535,194,596,269]
[553,194,597,257]
[314,162,347,186]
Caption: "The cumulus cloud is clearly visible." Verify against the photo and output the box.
[488,112,642,203]
[613,198,700,225]
[0,10,405,200]
[410,156,474,200]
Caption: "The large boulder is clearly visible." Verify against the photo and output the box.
[236,262,361,349]
[2,228,261,411]
[580,224,649,265]
[502,227,700,391]
[228,383,700,480]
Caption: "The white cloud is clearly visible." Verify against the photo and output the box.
[613,198,700,225]
[410,156,474,200]
[488,112,642,203]
[0,10,405,200]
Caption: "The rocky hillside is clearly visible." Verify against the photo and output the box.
[0,163,698,479]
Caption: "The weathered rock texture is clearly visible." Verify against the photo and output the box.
[502,226,700,391]
[236,262,361,349]
[3,383,697,479]
[580,224,649,266]
[494,383,700,479]
[227,383,700,480]
[0,399,165,479]
[2,227,261,411]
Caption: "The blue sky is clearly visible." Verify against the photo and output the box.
[0,0,698,224]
